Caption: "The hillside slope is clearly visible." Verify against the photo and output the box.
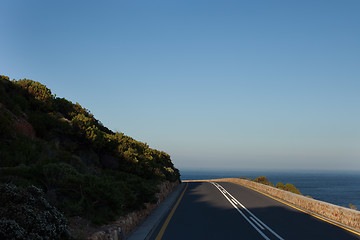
[0,75,180,235]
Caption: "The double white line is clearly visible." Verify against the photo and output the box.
[211,182,284,240]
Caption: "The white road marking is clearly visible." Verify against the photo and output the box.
[211,182,284,240]
[211,182,271,240]
[231,194,284,240]
[250,216,265,230]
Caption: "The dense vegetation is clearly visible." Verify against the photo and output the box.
[0,75,180,237]
[0,184,70,240]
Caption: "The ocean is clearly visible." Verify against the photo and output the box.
[180,169,360,210]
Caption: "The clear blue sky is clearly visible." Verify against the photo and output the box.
[1,0,359,171]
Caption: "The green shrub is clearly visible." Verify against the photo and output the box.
[253,176,274,187]
[42,162,81,186]
[0,184,70,240]
[0,135,47,167]
[53,97,75,120]
[349,203,357,210]
[14,79,53,103]
[28,111,71,139]
[57,174,132,224]
[276,182,301,195]
[0,218,27,240]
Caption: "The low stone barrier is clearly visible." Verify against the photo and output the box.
[188,178,360,232]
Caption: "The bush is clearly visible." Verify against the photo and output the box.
[0,184,70,240]
[349,203,357,210]
[0,218,26,240]
[28,111,71,139]
[276,182,301,195]
[253,176,274,187]
[14,79,53,103]
[284,183,301,194]
[0,135,46,167]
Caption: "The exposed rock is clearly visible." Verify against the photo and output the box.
[14,117,36,139]
[0,103,36,139]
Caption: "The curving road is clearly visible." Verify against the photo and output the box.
[151,181,360,240]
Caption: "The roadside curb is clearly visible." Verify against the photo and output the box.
[126,182,187,240]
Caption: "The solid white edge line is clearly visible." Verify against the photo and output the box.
[211,182,271,240]
[250,216,265,230]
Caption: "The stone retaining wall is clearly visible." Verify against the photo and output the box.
[203,178,360,232]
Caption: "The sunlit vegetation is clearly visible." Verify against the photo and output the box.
[276,182,301,195]
[240,175,302,195]
[349,203,358,210]
[252,176,274,187]
[0,75,180,237]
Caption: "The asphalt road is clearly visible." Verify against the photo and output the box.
[151,181,360,240]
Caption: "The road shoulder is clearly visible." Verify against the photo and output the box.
[126,182,187,240]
